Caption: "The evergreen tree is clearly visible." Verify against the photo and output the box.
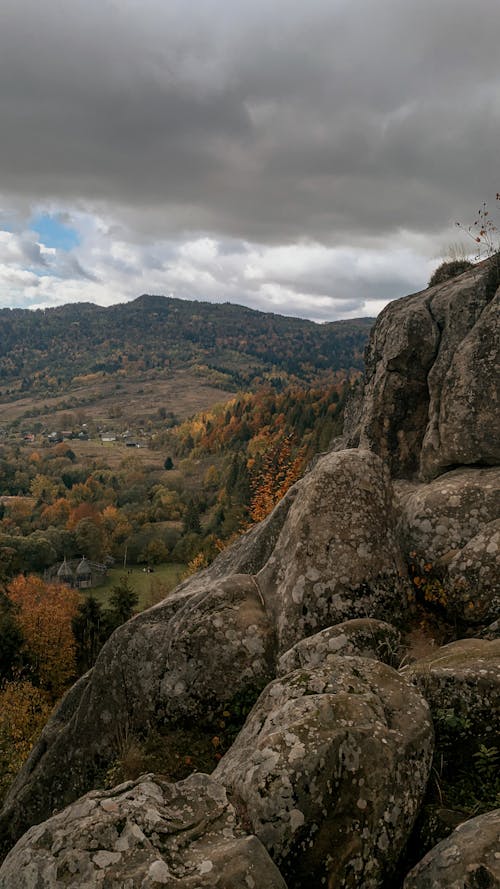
[0,591,24,680]
[107,577,139,629]
[72,594,106,673]
[183,501,202,535]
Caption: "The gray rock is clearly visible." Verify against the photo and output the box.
[403,808,500,889]
[421,287,500,479]
[0,772,287,888]
[448,519,500,624]
[403,638,500,740]
[355,287,440,477]
[0,574,275,858]
[395,467,500,565]
[351,259,499,479]
[258,448,411,653]
[479,618,500,640]
[215,655,433,889]
[277,618,402,675]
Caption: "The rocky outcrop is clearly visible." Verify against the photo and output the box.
[403,809,500,889]
[421,282,499,476]
[0,448,411,859]
[215,656,433,889]
[395,468,500,565]
[0,256,499,886]
[347,259,499,479]
[395,467,500,623]
[257,448,410,653]
[0,574,276,856]
[0,773,287,889]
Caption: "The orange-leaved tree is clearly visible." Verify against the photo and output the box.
[7,575,80,694]
[250,434,305,523]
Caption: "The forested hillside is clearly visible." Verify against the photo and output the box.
[0,295,372,395]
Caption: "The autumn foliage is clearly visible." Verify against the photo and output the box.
[0,575,80,802]
[6,575,80,694]
[249,434,305,522]
[0,679,51,801]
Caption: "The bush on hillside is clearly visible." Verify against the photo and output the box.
[428,259,473,287]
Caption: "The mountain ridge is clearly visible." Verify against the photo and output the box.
[0,294,373,396]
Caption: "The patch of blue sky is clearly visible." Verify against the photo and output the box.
[30,212,80,251]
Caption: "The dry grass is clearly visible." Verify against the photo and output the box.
[0,370,233,428]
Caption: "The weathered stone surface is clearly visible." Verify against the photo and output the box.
[258,448,411,653]
[0,773,287,888]
[422,287,500,478]
[0,574,275,858]
[403,638,500,739]
[447,519,500,624]
[403,809,500,889]
[349,259,499,479]
[215,656,433,889]
[277,618,402,675]
[395,467,500,565]
[351,289,440,476]
[480,617,500,640]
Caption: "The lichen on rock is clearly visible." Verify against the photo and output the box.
[215,655,434,889]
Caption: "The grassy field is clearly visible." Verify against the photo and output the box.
[87,563,186,611]
[0,369,233,428]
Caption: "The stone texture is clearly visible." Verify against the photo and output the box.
[395,467,500,566]
[258,448,411,653]
[421,287,500,478]
[0,773,287,888]
[480,618,500,640]
[403,809,500,889]
[277,618,402,675]
[403,638,500,740]
[0,574,275,858]
[447,518,500,624]
[215,655,433,889]
[348,259,499,479]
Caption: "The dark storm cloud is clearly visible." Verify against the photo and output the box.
[1,0,499,245]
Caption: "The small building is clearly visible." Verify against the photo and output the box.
[57,558,74,586]
[49,557,107,589]
[75,557,93,589]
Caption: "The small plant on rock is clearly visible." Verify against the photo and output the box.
[428,259,473,287]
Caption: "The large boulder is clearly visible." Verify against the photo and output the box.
[395,467,500,624]
[348,259,499,479]
[395,467,500,565]
[0,574,275,859]
[277,618,402,675]
[257,448,411,653]
[403,638,500,741]
[0,773,287,889]
[215,656,433,889]
[403,809,500,889]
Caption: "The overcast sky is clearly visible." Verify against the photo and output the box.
[0,0,499,321]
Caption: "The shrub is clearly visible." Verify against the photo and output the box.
[428,259,473,288]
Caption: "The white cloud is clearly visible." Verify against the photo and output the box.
[0,206,437,319]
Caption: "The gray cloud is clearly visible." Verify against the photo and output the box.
[0,0,498,316]
[1,0,499,244]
